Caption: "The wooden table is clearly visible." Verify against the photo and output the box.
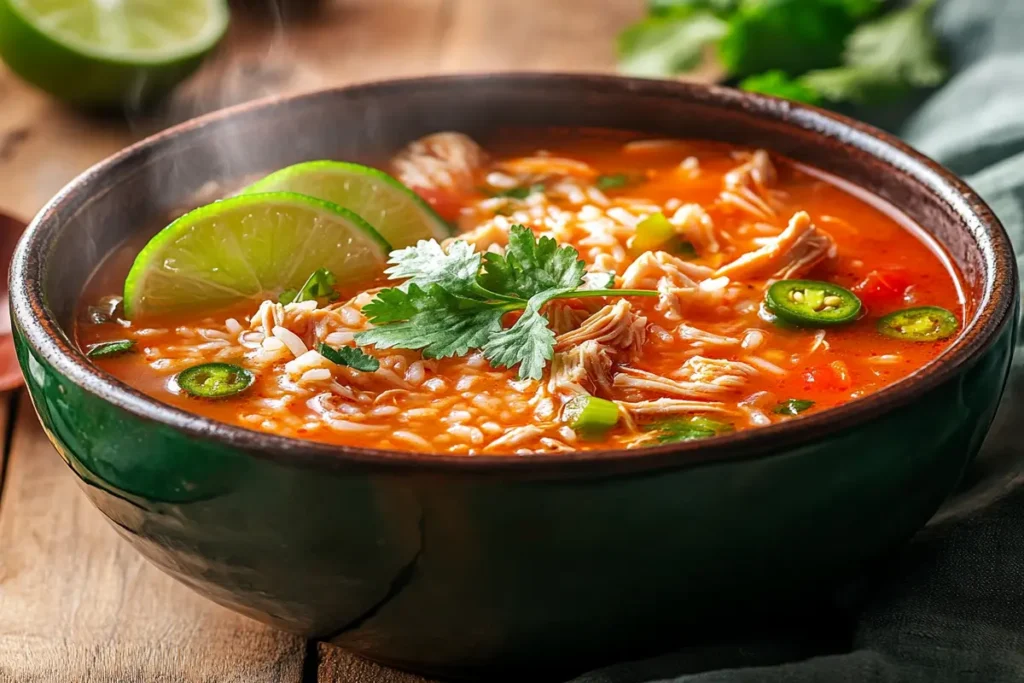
[0,1,650,680]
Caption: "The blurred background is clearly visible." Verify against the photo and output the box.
[0,0,942,222]
[0,0,645,222]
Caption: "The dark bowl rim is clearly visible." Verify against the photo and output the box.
[11,72,1018,476]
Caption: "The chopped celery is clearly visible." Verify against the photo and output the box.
[631,212,676,253]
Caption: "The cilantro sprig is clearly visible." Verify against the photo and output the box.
[354,226,657,380]
[618,0,946,108]
[279,268,340,305]
[317,343,380,372]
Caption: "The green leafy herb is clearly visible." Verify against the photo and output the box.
[355,226,658,380]
[800,0,945,104]
[645,416,733,443]
[582,271,618,290]
[773,398,815,416]
[86,339,135,358]
[383,239,484,296]
[494,184,545,200]
[358,285,506,359]
[481,291,566,381]
[618,10,728,78]
[616,0,943,108]
[596,173,640,190]
[672,239,698,259]
[650,0,738,16]
[719,0,861,79]
[280,268,339,305]
[739,70,821,104]
[316,343,380,372]
[478,226,586,300]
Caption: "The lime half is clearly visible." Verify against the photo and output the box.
[242,161,453,248]
[124,193,390,319]
[0,0,229,106]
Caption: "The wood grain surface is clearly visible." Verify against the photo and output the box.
[0,1,645,680]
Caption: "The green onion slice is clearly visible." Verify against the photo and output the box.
[562,395,620,436]
[773,399,815,416]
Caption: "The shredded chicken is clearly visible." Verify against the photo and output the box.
[668,204,720,253]
[725,150,776,195]
[547,302,594,337]
[655,278,727,321]
[619,399,731,417]
[391,132,486,192]
[620,251,715,290]
[720,150,780,221]
[482,425,545,452]
[614,355,756,400]
[677,355,759,384]
[713,211,836,281]
[537,437,574,452]
[554,300,647,360]
[498,156,598,180]
[548,340,614,397]
[678,325,740,347]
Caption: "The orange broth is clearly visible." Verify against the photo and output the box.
[77,130,968,455]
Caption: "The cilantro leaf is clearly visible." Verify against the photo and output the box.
[596,173,639,190]
[649,0,738,16]
[317,343,380,372]
[833,0,881,19]
[479,225,586,300]
[581,271,617,290]
[798,67,901,104]
[837,0,945,89]
[719,0,859,79]
[281,268,338,304]
[644,416,733,443]
[356,284,505,359]
[354,231,658,379]
[493,184,545,200]
[773,398,815,416]
[618,10,728,78]
[740,0,944,106]
[740,69,822,104]
[482,290,569,380]
[384,239,482,296]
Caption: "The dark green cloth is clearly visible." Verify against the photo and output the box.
[576,1,1024,681]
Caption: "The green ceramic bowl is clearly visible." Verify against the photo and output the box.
[9,74,1018,679]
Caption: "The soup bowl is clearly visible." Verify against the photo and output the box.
[10,74,1018,678]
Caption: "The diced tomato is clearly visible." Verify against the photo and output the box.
[854,268,912,310]
[803,361,853,391]
[412,187,464,223]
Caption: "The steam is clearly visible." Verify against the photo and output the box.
[123,0,326,133]
[121,0,329,221]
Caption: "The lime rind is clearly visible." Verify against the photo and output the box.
[242,161,453,248]
[7,0,229,64]
[124,192,391,319]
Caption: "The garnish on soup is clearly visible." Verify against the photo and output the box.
[76,129,966,455]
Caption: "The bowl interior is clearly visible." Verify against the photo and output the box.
[14,74,1015,468]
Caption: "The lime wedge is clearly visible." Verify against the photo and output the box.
[242,161,453,248]
[0,0,229,106]
[123,193,390,319]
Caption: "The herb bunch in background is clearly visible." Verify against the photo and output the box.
[617,0,946,107]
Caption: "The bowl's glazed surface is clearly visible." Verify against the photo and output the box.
[10,74,1018,678]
